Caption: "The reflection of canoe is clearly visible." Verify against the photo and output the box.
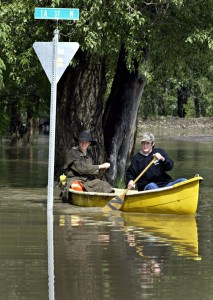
[69,176,203,215]
[123,213,200,258]
[58,213,200,259]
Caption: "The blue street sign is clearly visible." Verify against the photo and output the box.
[34,7,79,20]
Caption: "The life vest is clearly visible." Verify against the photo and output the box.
[71,181,85,191]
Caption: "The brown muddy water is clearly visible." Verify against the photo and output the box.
[0,130,213,300]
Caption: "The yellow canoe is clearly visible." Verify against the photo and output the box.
[69,175,203,215]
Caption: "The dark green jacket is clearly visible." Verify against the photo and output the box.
[63,147,112,193]
[64,146,99,181]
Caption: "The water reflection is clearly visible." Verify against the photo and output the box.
[55,211,201,299]
[47,210,55,300]
[58,212,200,259]
[123,214,200,259]
[0,135,48,188]
[0,193,48,300]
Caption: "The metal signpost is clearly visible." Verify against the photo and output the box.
[34,8,79,211]
[34,8,79,300]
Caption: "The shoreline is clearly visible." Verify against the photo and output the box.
[137,117,213,137]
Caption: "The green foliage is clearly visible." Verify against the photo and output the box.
[0,59,6,89]
[0,0,213,137]
[198,81,213,116]
[140,69,213,118]
[0,99,9,136]
[138,0,213,119]
[0,0,51,135]
[184,76,213,117]
[183,98,196,118]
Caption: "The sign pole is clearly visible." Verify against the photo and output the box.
[34,8,80,300]
[47,28,59,300]
[47,28,59,211]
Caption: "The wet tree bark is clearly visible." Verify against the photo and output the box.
[103,47,146,186]
[55,51,107,176]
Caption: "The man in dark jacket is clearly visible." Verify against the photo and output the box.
[61,131,113,202]
[126,132,186,191]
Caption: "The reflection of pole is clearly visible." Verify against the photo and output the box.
[47,210,55,300]
[47,28,59,211]
[47,28,59,300]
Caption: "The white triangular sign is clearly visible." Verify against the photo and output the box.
[33,42,79,83]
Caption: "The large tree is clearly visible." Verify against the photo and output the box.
[1,0,213,184]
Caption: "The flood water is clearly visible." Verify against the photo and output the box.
[0,130,213,300]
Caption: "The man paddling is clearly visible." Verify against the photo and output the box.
[126,132,187,191]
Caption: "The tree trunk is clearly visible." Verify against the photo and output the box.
[177,86,189,118]
[25,108,33,145]
[8,100,25,145]
[194,96,200,117]
[103,47,146,186]
[55,51,107,176]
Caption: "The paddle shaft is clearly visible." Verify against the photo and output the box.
[98,168,107,179]
[132,156,158,186]
[122,157,157,196]
[102,156,157,212]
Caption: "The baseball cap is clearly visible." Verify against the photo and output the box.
[141,132,155,143]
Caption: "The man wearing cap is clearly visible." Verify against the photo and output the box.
[61,131,113,202]
[126,132,186,191]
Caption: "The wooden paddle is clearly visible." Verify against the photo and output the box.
[98,168,107,179]
[102,156,158,213]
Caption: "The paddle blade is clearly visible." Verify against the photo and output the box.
[102,194,125,213]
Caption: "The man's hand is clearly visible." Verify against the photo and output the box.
[127,180,135,189]
[99,162,110,169]
[154,153,165,162]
